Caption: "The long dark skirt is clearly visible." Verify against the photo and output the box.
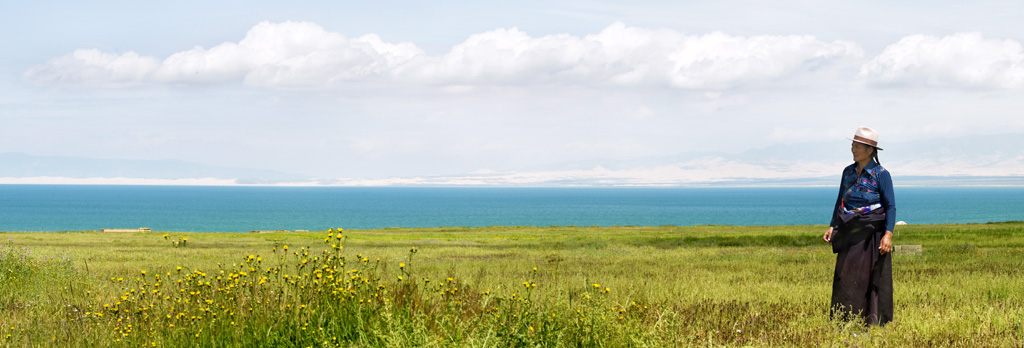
[831,229,893,326]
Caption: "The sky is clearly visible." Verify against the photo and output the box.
[2,0,1024,185]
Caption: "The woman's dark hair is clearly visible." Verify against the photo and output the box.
[871,147,881,165]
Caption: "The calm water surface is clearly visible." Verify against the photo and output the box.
[0,185,1021,232]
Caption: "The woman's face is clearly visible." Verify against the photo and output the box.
[851,141,874,163]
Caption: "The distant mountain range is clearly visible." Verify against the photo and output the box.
[0,153,309,185]
[2,133,1022,186]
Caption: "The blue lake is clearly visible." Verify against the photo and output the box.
[0,185,1021,232]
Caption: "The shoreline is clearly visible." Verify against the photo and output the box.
[3,220,1022,234]
[5,181,1024,188]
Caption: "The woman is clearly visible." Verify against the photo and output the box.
[822,126,896,326]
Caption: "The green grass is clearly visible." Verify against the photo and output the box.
[2,223,1023,347]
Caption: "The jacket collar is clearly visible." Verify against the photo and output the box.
[847,160,879,174]
[849,160,878,175]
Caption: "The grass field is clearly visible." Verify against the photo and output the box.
[2,223,1023,347]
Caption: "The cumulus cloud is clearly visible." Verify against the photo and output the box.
[25,21,862,90]
[401,23,862,89]
[152,21,423,86]
[25,21,424,88]
[859,33,1024,89]
[23,49,160,87]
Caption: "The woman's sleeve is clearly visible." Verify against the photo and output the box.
[879,169,897,232]
[829,171,845,228]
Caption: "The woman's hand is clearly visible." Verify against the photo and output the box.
[879,231,893,255]
[823,227,833,243]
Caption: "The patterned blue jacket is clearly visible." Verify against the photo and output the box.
[829,160,897,232]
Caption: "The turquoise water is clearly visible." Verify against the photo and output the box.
[0,185,1021,232]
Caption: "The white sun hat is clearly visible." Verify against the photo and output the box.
[848,126,883,151]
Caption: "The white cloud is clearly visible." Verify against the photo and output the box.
[25,21,424,88]
[25,21,863,90]
[23,49,160,87]
[402,23,862,89]
[859,33,1024,89]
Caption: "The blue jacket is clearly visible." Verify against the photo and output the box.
[829,160,897,232]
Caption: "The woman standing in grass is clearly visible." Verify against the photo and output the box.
[822,126,896,326]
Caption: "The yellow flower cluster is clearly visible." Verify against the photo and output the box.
[60,228,627,346]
